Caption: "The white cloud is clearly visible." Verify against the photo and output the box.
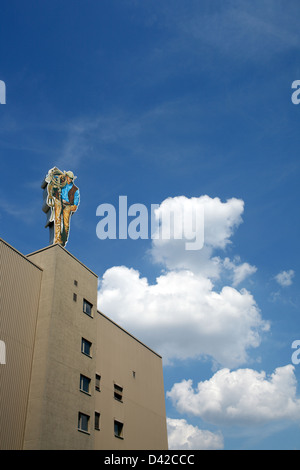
[98,195,267,367]
[98,265,269,367]
[167,418,224,450]
[223,256,257,287]
[167,365,300,426]
[275,270,295,287]
[150,195,244,279]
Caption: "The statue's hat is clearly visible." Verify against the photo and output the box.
[65,170,76,180]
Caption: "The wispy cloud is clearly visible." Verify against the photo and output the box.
[56,119,100,169]
[0,194,38,224]
[223,257,257,287]
[275,270,295,287]
[158,0,300,64]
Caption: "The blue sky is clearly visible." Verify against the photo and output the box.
[1,0,300,450]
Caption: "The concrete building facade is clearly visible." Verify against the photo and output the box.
[0,238,168,450]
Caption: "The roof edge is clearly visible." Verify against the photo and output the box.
[0,238,43,272]
[98,309,162,359]
[26,243,98,278]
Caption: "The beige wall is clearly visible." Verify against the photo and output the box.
[24,244,98,450]
[0,239,168,450]
[0,239,42,450]
[94,312,168,450]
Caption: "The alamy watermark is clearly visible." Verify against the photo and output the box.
[291,340,300,365]
[96,196,204,250]
[0,340,6,364]
[0,80,6,104]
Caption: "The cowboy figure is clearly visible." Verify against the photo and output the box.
[53,170,80,246]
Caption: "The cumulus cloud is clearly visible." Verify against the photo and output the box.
[167,418,224,450]
[150,195,245,279]
[97,195,267,367]
[98,265,269,367]
[275,270,295,287]
[167,365,300,426]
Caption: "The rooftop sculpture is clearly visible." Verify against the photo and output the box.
[42,167,80,246]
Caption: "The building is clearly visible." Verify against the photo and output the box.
[0,238,168,450]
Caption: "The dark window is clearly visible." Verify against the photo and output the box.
[80,374,91,394]
[74,280,78,286]
[114,420,124,439]
[73,293,77,302]
[95,374,101,391]
[114,384,123,402]
[81,338,92,357]
[78,412,90,433]
[95,412,100,431]
[83,299,93,317]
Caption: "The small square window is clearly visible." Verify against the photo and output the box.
[78,412,90,433]
[95,412,100,431]
[81,338,92,357]
[80,374,91,394]
[74,280,78,286]
[95,374,101,391]
[83,299,93,317]
[114,420,124,439]
[114,384,123,402]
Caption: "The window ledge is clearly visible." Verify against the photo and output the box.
[78,429,90,435]
[83,312,93,319]
[114,398,123,403]
[81,352,92,359]
[79,389,92,396]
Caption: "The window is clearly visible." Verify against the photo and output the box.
[114,420,124,439]
[80,374,91,394]
[73,293,77,302]
[74,280,78,286]
[132,371,136,379]
[83,299,93,317]
[81,338,92,357]
[95,374,101,391]
[78,412,90,433]
[114,384,123,402]
[95,412,100,431]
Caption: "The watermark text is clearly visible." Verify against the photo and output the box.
[291,80,300,105]
[291,340,300,365]
[0,340,6,364]
[96,196,204,251]
[0,80,6,104]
